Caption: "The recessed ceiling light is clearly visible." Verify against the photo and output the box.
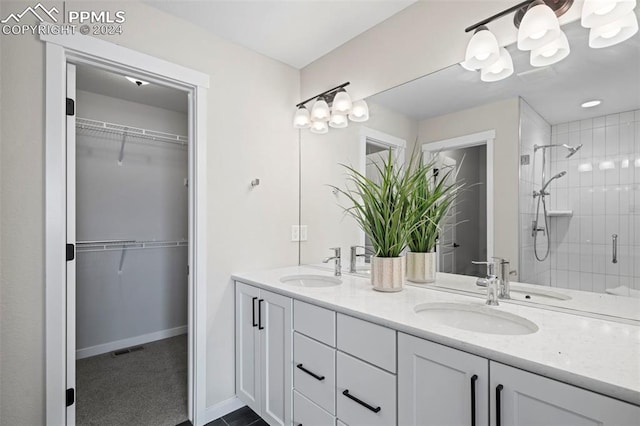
[581,100,601,108]
[125,76,150,86]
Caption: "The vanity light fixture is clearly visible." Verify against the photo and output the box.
[530,30,570,66]
[480,47,515,81]
[581,0,637,28]
[464,26,501,69]
[294,82,369,133]
[588,11,638,47]
[581,99,602,107]
[517,0,563,51]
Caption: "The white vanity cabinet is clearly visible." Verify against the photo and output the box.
[490,362,640,426]
[398,332,640,426]
[398,333,489,426]
[235,282,292,426]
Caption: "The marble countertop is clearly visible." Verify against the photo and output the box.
[232,265,640,406]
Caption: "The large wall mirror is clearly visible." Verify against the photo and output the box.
[299,19,639,320]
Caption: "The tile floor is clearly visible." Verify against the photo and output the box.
[176,406,267,426]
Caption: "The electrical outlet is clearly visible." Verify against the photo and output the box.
[300,225,308,241]
[291,225,300,242]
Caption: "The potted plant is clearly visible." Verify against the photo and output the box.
[332,149,421,292]
[406,155,462,283]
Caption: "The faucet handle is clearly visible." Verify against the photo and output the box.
[329,247,341,256]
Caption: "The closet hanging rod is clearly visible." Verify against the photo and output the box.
[76,239,188,253]
[75,117,188,147]
[77,239,136,245]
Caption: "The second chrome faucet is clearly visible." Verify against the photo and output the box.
[323,247,342,277]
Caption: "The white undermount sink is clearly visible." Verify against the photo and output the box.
[414,302,538,335]
[279,274,342,287]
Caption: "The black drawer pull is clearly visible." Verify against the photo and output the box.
[251,297,258,327]
[342,389,381,413]
[258,299,264,330]
[296,363,325,381]
[496,384,504,426]
[470,375,478,426]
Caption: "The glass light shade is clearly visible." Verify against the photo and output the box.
[293,106,310,128]
[310,98,330,121]
[582,0,637,28]
[332,91,352,114]
[329,112,349,128]
[589,11,638,47]
[310,120,328,134]
[464,27,500,69]
[530,31,570,66]
[517,3,562,51]
[348,100,369,122]
[480,47,514,82]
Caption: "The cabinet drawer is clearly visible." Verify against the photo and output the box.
[337,313,396,372]
[294,332,336,414]
[294,300,336,346]
[294,390,336,426]
[337,352,396,426]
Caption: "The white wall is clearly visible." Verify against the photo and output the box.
[300,101,418,266]
[519,99,552,285]
[0,1,299,423]
[547,110,640,293]
[418,98,521,276]
[75,90,188,356]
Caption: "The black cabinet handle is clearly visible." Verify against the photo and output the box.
[296,363,325,381]
[251,297,258,327]
[496,384,504,426]
[258,299,264,330]
[470,375,478,426]
[342,389,381,413]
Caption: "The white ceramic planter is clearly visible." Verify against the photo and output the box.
[406,251,436,283]
[371,256,405,292]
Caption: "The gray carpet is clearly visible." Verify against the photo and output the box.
[76,334,188,426]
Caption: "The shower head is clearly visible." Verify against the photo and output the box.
[540,171,566,192]
[563,144,583,158]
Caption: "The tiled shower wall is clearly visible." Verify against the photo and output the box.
[520,105,640,293]
[519,99,551,286]
[547,110,640,293]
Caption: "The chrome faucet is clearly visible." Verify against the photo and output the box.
[349,245,373,273]
[475,257,516,301]
[323,247,342,277]
[472,259,500,305]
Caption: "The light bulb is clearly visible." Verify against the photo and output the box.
[293,106,310,129]
[518,3,562,51]
[329,112,348,129]
[310,120,328,134]
[311,97,330,122]
[332,90,352,114]
[582,0,637,28]
[348,100,369,122]
[481,47,513,82]
[464,26,500,70]
[530,31,570,66]
[589,11,638,47]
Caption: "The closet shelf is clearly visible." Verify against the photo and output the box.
[76,239,188,253]
[76,117,188,147]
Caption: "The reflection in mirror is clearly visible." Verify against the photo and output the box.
[299,18,639,320]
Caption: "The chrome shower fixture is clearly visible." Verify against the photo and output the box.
[534,170,566,197]
[533,143,582,158]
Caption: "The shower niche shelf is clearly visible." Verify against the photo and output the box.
[546,210,573,217]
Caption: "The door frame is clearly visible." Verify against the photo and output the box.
[42,30,209,425]
[422,130,495,267]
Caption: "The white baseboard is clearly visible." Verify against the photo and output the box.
[202,397,245,425]
[76,325,188,359]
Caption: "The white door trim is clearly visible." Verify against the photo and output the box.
[422,130,495,261]
[43,31,209,426]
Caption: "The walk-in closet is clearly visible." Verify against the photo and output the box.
[73,64,189,425]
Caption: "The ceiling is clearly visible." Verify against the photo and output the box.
[369,18,640,125]
[76,65,188,113]
[146,0,417,69]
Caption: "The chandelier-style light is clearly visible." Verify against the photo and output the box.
[461,0,637,83]
[293,82,369,134]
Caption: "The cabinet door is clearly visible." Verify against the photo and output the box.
[235,282,261,415]
[260,289,292,426]
[398,333,489,426]
[490,362,640,426]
